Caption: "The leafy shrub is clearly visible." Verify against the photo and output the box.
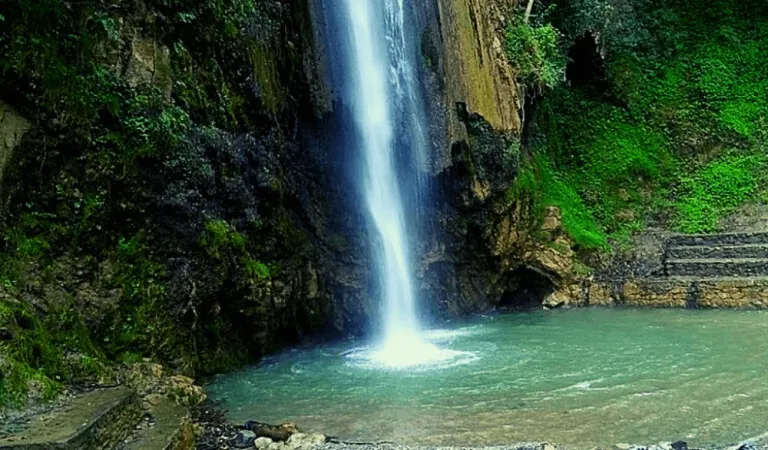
[504,17,565,91]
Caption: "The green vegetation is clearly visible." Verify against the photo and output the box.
[0,0,285,407]
[510,155,609,248]
[673,153,766,233]
[509,0,768,251]
[200,219,272,281]
[0,300,62,406]
[504,16,565,91]
[102,234,182,364]
[0,294,113,406]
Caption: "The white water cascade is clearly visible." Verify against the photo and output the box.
[335,0,460,368]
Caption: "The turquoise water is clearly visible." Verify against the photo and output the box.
[207,309,768,448]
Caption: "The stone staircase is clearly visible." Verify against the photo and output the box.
[664,232,768,278]
[0,387,194,450]
[585,232,768,309]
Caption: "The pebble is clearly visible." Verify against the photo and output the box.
[255,437,275,450]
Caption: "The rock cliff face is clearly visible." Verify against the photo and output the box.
[415,0,521,172]
[0,0,375,399]
[0,0,544,405]
[0,102,30,197]
[411,0,567,316]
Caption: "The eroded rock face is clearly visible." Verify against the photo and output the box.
[431,0,521,142]
[407,0,573,315]
[0,101,30,195]
[124,36,173,96]
[0,0,543,385]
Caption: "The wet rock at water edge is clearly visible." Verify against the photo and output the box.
[245,420,300,441]
[671,441,688,450]
[287,432,327,449]
[736,443,758,450]
[235,429,257,448]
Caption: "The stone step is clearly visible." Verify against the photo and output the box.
[668,232,768,247]
[667,244,768,260]
[665,258,768,277]
[661,275,768,283]
[0,386,140,450]
[119,399,194,450]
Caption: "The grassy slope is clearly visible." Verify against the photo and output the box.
[510,0,768,251]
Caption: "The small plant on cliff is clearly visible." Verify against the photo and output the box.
[504,6,565,91]
[200,219,270,281]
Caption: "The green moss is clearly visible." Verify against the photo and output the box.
[244,259,271,280]
[510,155,608,249]
[201,219,247,254]
[0,300,61,407]
[516,0,768,252]
[673,153,766,233]
[171,42,248,128]
[249,42,284,114]
[103,233,190,365]
[0,291,117,407]
[200,219,271,282]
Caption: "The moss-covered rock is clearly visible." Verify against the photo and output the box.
[0,0,357,409]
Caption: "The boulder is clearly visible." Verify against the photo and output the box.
[245,421,299,441]
[542,293,566,309]
[234,430,257,448]
[287,432,326,449]
[255,436,274,450]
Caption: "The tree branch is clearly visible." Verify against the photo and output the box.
[524,0,535,24]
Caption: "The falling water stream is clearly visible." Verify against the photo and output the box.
[334,0,453,367]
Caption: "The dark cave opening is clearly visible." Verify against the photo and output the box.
[499,267,557,310]
[566,32,606,87]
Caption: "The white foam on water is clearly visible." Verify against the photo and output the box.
[344,329,479,371]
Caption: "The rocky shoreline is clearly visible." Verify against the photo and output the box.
[190,400,764,450]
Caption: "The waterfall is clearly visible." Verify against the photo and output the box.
[320,0,451,367]
[343,0,418,344]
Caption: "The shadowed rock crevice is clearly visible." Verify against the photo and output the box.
[499,267,557,310]
[565,32,606,88]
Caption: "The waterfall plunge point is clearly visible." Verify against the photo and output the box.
[338,0,465,369]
